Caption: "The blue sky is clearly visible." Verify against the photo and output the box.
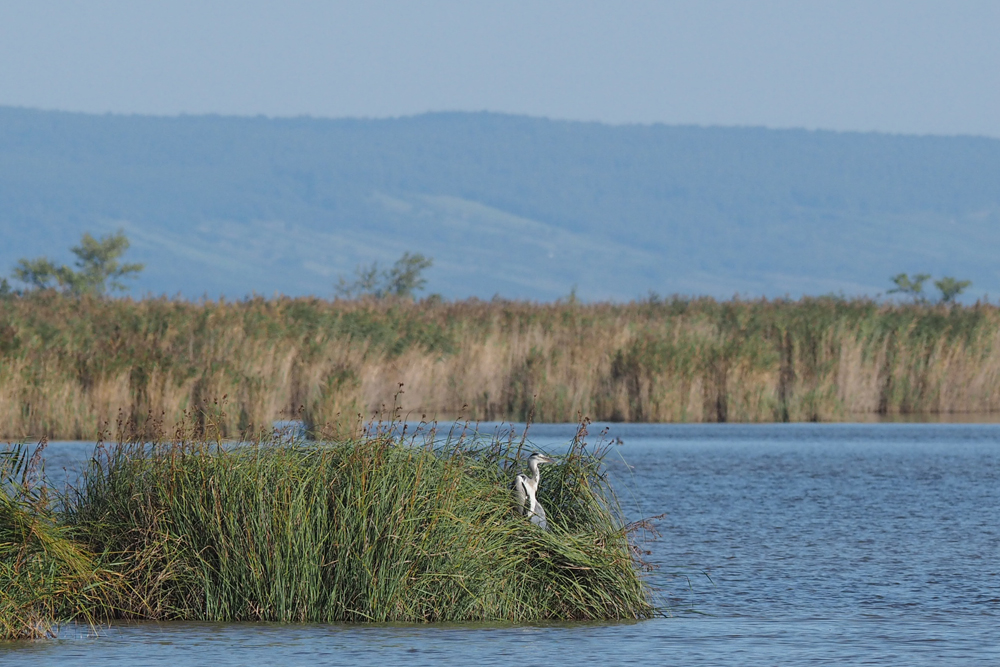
[1,1,998,136]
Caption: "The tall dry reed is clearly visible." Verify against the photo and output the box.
[1,292,999,439]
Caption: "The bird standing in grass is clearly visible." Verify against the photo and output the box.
[513,452,555,530]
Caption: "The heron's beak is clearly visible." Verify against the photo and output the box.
[539,455,556,464]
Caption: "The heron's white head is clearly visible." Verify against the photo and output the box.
[528,452,555,466]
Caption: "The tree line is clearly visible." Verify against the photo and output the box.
[1,230,971,305]
[1,230,434,301]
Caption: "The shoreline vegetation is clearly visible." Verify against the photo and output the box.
[2,293,1000,440]
[0,419,655,640]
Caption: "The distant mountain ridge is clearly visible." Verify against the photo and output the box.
[1,106,998,301]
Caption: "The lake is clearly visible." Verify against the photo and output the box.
[4,423,998,665]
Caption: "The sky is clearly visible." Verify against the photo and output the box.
[1,1,999,137]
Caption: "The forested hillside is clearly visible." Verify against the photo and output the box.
[1,107,998,300]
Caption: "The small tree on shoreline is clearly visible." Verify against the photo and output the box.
[934,276,972,303]
[11,230,143,296]
[888,273,972,304]
[336,252,433,300]
[888,273,931,303]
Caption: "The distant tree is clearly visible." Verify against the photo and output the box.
[336,252,433,300]
[887,273,931,303]
[934,276,972,303]
[11,257,59,290]
[381,252,433,298]
[11,230,144,296]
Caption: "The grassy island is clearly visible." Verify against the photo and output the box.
[0,420,655,639]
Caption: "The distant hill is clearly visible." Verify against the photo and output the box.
[2,106,998,301]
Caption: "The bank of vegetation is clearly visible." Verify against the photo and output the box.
[0,421,654,639]
[1,292,999,439]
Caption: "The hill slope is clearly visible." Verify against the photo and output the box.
[1,107,998,300]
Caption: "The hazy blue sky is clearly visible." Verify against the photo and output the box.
[1,1,998,136]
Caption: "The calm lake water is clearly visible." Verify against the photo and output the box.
[4,423,999,666]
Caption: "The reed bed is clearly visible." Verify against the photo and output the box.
[2,292,999,439]
[0,419,654,636]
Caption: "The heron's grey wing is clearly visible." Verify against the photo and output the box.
[529,500,548,531]
[513,474,530,515]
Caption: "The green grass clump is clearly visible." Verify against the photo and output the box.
[66,423,655,624]
[0,444,112,640]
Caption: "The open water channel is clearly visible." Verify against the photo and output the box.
[3,423,998,666]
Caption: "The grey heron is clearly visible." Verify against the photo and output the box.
[513,452,555,530]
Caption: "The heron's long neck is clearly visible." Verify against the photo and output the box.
[528,460,541,485]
